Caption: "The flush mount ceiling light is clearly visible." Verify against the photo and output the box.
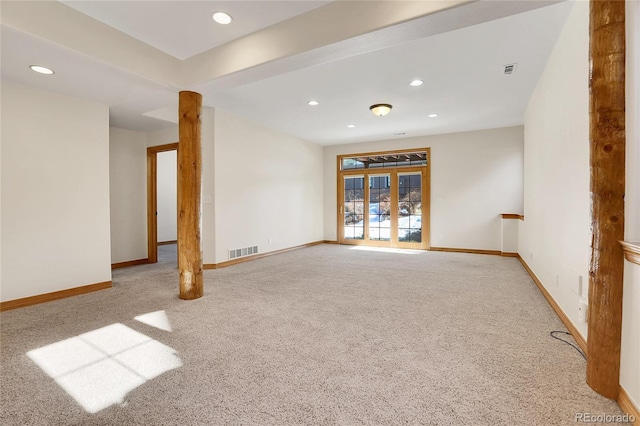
[29,65,54,75]
[409,79,423,87]
[212,12,232,24]
[370,104,392,117]
[347,124,356,128]
[307,100,319,106]
[428,113,439,118]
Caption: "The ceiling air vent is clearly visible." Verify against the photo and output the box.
[503,63,517,75]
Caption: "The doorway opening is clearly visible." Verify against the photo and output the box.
[337,148,430,250]
[147,143,178,264]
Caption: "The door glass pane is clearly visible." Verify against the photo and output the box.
[398,173,422,242]
[368,175,391,241]
[344,176,364,240]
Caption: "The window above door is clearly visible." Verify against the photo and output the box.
[340,150,428,170]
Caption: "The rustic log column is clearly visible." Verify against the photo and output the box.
[178,91,203,300]
[586,0,625,399]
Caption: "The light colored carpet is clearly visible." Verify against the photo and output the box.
[0,244,626,425]
[157,243,177,265]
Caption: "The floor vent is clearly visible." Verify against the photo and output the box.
[229,246,258,260]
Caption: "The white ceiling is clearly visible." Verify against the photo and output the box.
[0,0,574,145]
[60,1,331,59]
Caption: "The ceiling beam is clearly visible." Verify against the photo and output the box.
[2,0,565,96]
[0,1,180,87]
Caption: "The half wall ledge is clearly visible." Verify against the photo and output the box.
[620,241,640,265]
[501,213,524,220]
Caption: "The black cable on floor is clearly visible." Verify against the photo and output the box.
[550,330,587,361]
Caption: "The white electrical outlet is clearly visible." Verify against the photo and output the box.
[569,272,583,296]
[578,299,588,323]
[576,275,583,297]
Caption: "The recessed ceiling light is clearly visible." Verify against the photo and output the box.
[29,65,54,75]
[409,79,423,87]
[347,124,356,128]
[428,113,439,118]
[307,100,319,106]
[213,12,232,25]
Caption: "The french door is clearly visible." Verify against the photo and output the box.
[338,149,430,250]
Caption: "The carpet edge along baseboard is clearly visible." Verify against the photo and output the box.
[516,255,587,354]
[204,240,327,269]
[0,281,112,312]
[112,258,149,269]
[617,386,640,426]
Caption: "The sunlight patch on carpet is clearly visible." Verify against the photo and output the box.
[350,246,422,255]
[134,310,173,332]
[27,323,182,414]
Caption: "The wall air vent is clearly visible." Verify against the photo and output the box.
[503,63,517,75]
[229,245,258,260]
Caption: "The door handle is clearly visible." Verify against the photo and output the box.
[340,206,343,214]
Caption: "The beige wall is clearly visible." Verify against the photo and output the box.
[520,0,639,410]
[109,107,322,265]
[323,126,524,249]
[1,82,111,301]
[520,0,589,340]
[157,150,177,242]
[213,109,324,263]
[147,127,178,148]
[145,111,215,263]
[109,127,147,263]
[108,120,198,264]
[201,107,216,264]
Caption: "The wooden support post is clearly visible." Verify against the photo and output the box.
[586,0,625,399]
[178,91,203,300]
